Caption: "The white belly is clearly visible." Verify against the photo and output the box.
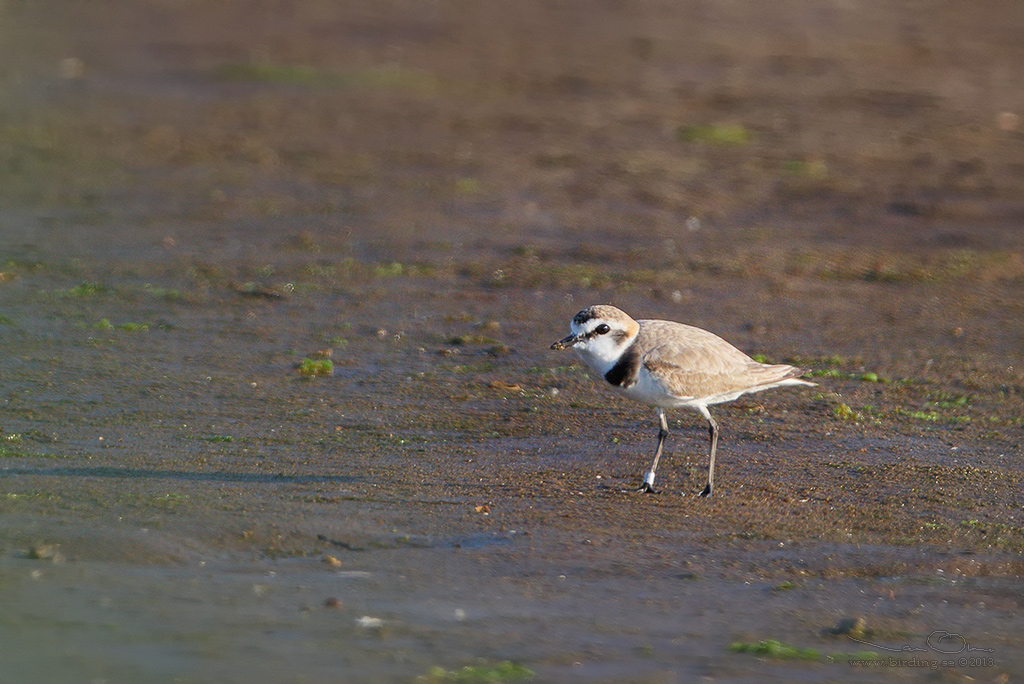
[612,369,702,410]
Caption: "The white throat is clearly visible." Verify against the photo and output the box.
[571,324,635,376]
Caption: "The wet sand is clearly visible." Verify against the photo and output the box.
[2,1,1023,682]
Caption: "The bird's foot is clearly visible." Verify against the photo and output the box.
[698,483,713,498]
[638,471,660,494]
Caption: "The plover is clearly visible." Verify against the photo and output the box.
[551,305,814,497]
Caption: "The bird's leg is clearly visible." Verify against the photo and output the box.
[697,407,718,498]
[639,409,669,493]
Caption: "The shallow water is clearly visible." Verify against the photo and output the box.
[2,1,1024,681]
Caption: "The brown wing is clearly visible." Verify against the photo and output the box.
[637,320,802,399]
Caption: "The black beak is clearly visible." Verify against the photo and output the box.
[550,333,582,350]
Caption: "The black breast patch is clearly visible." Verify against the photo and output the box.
[604,343,642,388]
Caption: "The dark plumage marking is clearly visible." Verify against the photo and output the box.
[572,309,595,326]
[604,342,642,388]
[610,329,631,345]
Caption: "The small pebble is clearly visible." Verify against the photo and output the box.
[356,615,384,629]
[58,57,85,79]
[997,111,1019,131]
[830,617,866,638]
[27,544,65,563]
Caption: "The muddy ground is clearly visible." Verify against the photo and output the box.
[2,1,1023,682]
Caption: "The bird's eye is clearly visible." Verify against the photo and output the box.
[595,324,611,335]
